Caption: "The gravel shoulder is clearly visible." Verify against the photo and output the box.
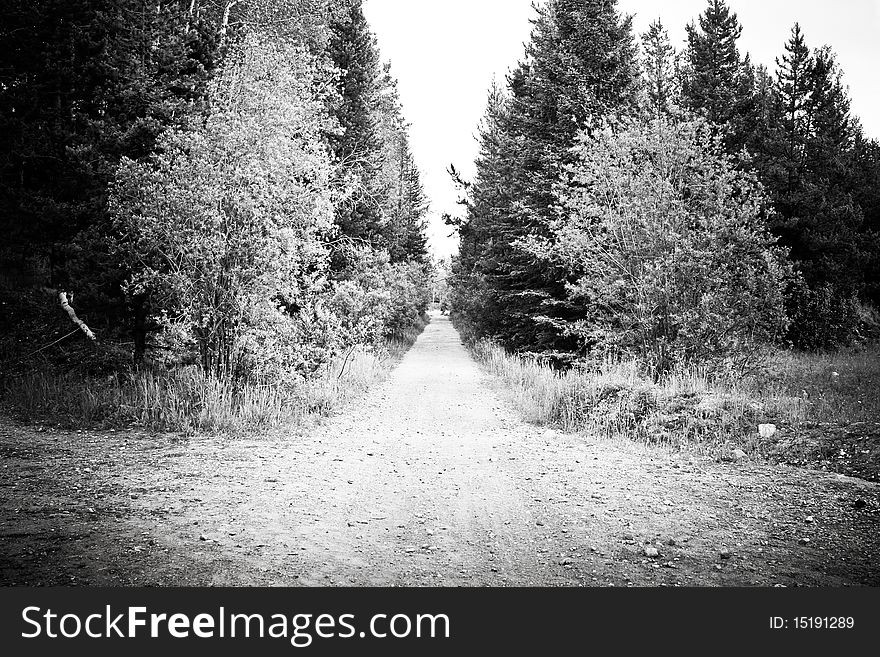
[1,313,878,586]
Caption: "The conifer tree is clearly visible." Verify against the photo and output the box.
[772,23,813,219]
[326,0,386,254]
[386,134,429,264]
[641,19,678,118]
[680,0,753,151]
[326,1,429,271]
[453,0,639,355]
[749,25,872,346]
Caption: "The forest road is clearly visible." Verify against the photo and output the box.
[1,312,879,585]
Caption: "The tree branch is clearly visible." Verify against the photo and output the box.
[58,292,97,341]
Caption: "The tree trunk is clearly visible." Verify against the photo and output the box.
[219,0,239,45]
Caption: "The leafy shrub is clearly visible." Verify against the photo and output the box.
[328,246,430,345]
[110,36,337,383]
[786,279,861,350]
[526,116,791,376]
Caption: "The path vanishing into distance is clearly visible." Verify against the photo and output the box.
[1,313,878,586]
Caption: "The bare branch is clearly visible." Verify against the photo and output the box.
[58,292,97,341]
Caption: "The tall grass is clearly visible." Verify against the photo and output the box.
[473,339,880,456]
[0,325,424,434]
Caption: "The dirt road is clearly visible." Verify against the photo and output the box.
[1,313,878,586]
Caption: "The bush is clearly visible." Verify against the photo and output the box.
[526,116,791,376]
[786,280,861,350]
[110,35,337,383]
[328,246,430,346]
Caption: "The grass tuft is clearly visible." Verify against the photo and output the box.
[0,318,428,434]
[473,339,880,461]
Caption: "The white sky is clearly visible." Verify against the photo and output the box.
[362,0,880,260]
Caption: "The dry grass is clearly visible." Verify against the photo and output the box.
[757,348,880,425]
[0,321,427,434]
[473,340,880,458]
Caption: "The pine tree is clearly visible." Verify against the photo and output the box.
[450,84,520,343]
[326,0,386,255]
[746,24,873,346]
[370,64,429,265]
[798,46,864,296]
[0,0,219,301]
[680,0,753,151]
[386,133,429,264]
[742,64,784,194]
[641,19,678,118]
[453,0,639,356]
[773,23,812,220]
[850,134,880,304]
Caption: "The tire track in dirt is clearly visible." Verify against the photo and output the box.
[286,313,542,585]
[1,313,878,586]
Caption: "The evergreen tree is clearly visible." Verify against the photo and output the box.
[0,0,221,358]
[453,0,639,356]
[768,31,865,295]
[450,83,521,344]
[771,23,812,224]
[373,65,429,264]
[749,25,874,347]
[326,0,386,255]
[680,0,753,151]
[798,46,864,296]
[641,19,678,118]
[325,1,429,273]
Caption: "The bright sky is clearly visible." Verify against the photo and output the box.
[362,0,880,260]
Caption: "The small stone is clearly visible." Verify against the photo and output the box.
[199,534,208,541]
[805,515,814,523]
[799,538,810,546]
[535,520,544,526]
[644,546,660,558]
[719,547,731,559]
[732,449,747,461]
[758,424,777,439]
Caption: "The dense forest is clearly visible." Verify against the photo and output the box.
[0,0,431,426]
[450,0,880,374]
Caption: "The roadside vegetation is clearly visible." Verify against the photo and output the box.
[448,0,880,479]
[1,318,426,434]
[0,2,435,433]
[474,340,880,478]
